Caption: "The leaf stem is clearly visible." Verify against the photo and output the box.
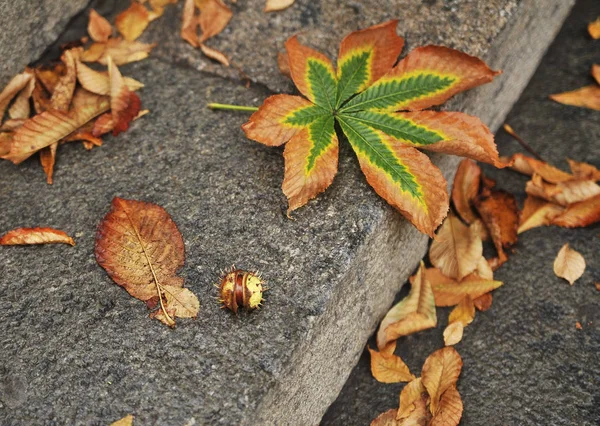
[207,103,259,112]
[503,124,545,162]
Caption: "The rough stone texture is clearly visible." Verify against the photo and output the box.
[0,0,576,425]
[322,1,600,424]
[0,0,89,83]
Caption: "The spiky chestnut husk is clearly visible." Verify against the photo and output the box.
[218,267,265,313]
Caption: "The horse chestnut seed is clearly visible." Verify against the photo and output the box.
[218,268,265,313]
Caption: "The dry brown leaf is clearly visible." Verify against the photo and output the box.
[448,296,475,326]
[369,347,416,384]
[88,9,112,42]
[39,143,58,184]
[567,158,600,181]
[116,2,151,41]
[421,347,462,416]
[507,153,573,184]
[200,43,230,66]
[85,38,156,66]
[518,195,564,234]
[474,189,518,270]
[553,243,585,285]
[426,268,503,307]
[473,292,492,312]
[107,57,142,136]
[110,414,134,426]
[370,409,400,426]
[95,197,199,327]
[181,0,199,47]
[526,174,600,206]
[430,385,463,426]
[397,377,427,420]
[589,17,600,39]
[551,193,600,228]
[0,227,75,246]
[51,49,79,111]
[264,0,295,12]
[8,75,35,120]
[197,0,232,43]
[377,262,437,349]
[429,212,482,280]
[0,70,34,120]
[443,322,464,346]
[77,61,143,95]
[277,51,291,78]
[451,159,481,224]
[549,85,600,111]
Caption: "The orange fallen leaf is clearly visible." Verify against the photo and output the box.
[526,174,600,206]
[576,321,583,330]
[451,159,481,224]
[518,194,564,234]
[430,385,463,426]
[200,43,230,66]
[77,60,143,95]
[181,0,199,47]
[0,227,75,246]
[277,51,291,78]
[506,153,573,184]
[426,268,502,307]
[551,193,600,228]
[429,212,482,280]
[88,9,113,42]
[553,243,585,285]
[567,158,600,181]
[474,189,518,270]
[593,64,600,85]
[116,2,151,41]
[397,377,427,420]
[265,0,296,12]
[106,57,142,136]
[549,85,600,111]
[95,197,199,327]
[110,414,134,426]
[197,0,233,43]
[421,346,462,416]
[0,70,34,120]
[369,347,415,384]
[377,262,437,349]
[589,17,600,39]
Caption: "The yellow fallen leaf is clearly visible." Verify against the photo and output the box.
[421,347,462,416]
[200,43,230,66]
[589,16,600,39]
[264,0,296,12]
[116,1,151,41]
[549,85,600,111]
[430,385,463,426]
[518,195,564,234]
[429,212,482,280]
[443,322,464,346]
[448,296,475,326]
[426,268,503,307]
[397,377,426,420]
[77,61,144,95]
[553,243,585,285]
[110,414,134,426]
[369,347,415,384]
[370,409,400,426]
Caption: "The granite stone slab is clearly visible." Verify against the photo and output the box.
[0,0,575,425]
[323,1,600,424]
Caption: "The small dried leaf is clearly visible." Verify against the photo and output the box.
[448,296,475,326]
[40,143,58,184]
[429,212,483,280]
[95,198,199,327]
[551,193,600,228]
[181,0,199,47]
[526,174,600,206]
[518,195,564,234]
[0,70,34,120]
[197,0,232,43]
[421,347,462,416]
[397,377,426,420]
[77,60,144,95]
[8,75,35,120]
[369,347,415,383]
[199,43,230,66]
[377,262,437,349]
[265,0,295,12]
[93,38,156,66]
[443,322,464,346]
[549,85,600,111]
[88,9,112,42]
[110,414,134,426]
[81,42,107,62]
[0,227,75,246]
[430,385,463,426]
[474,189,518,270]
[426,268,503,307]
[451,159,481,224]
[567,158,600,181]
[116,2,151,41]
[589,17,600,39]
[107,57,141,136]
[553,243,585,285]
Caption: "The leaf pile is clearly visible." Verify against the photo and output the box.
[371,347,464,426]
[95,197,199,327]
[243,21,504,236]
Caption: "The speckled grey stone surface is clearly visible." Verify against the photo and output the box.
[322,1,600,424]
[0,0,576,425]
[0,0,88,82]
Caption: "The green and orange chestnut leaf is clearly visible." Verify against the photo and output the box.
[241,21,503,236]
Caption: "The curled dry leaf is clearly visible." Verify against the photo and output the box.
[474,189,518,270]
[518,195,564,234]
[451,159,481,224]
[421,346,462,416]
[110,414,134,426]
[264,0,296,12]
[507,153,573,183]
[553,243,585,285]
[526,174,600,206]
[397,377,426,420]
[567,159,600,181]
[551,193,600,228]
[589,17,600,39]
[429,212,483,280]
[95,197,199,327]
[549,85,600,111]
[369,347,415,384]
[77,61,144,96]
[200,43,230,66]
[116,2,151,41]
[88,9,112,42]
[181,0,199,47]
[8,74,35,120]
[0,227,75,246]
[377,262,437,349]
[0,70,34,120]
[426,267,502,307]
[430,385,463,426]
[443,322,464,346]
